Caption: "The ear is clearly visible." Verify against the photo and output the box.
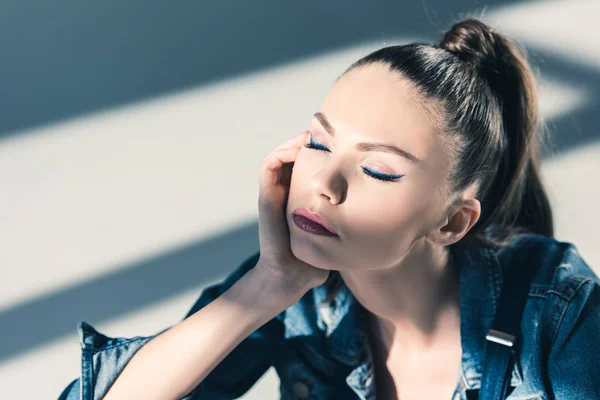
[425,198,481,247]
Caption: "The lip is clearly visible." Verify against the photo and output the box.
[292,208,338,235]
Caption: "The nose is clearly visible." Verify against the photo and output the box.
[311,160,346,204]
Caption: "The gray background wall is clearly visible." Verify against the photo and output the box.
[1,1,598,398]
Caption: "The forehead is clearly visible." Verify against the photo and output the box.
[318,63,443,164]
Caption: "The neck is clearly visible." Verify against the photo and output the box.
[340,239,461,355]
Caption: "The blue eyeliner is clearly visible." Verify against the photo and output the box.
[304,131,405,182]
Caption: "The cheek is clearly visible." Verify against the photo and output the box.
[337,213,418,270]
[288,159,307,195]
[340,187,429,254]
[288,149,323,193]
[348,184,421,227]
[343,193,413,242]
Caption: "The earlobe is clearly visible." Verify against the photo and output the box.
[436,225,461,247]
[426,197,481,247]
[436,202,478,246]
[426,229,456,247]
[425,215,454,247]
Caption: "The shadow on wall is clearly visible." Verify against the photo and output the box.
[0,0,598,364]
[0,221,260,362]
[0,0,563,140]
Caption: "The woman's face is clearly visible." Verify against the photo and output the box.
[286,62,455,271]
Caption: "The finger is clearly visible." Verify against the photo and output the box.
[262,146,301,172]
[259,146,301,197]
[279,162,294,187]
[273,131,309,152]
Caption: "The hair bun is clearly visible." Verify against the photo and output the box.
[439,19,503,75]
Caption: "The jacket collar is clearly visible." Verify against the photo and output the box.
[283,240,524,398]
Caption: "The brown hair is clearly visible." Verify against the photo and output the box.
[322,18,554,306]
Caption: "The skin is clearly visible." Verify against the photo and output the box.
[285,62,482,397]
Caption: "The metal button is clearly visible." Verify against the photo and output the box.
[291,379,312,399]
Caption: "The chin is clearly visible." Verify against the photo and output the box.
[290,241,338,271]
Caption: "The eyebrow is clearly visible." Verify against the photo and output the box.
[313,112,423,165]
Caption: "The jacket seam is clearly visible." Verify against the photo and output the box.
[81,347,93,400]
[542,289,571,302]
[529,284,550,299]
[549,277,593,346]
[86,336,151,354]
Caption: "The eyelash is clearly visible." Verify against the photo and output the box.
[303,135,405,182]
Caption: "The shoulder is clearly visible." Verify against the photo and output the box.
[486,234,600,397]
[495,234,600,347]
[495,233,599,295]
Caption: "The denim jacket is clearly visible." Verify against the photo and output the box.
[58,233,600,400]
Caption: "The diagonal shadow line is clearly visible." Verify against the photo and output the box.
[0,0,523,139]
[525,48,600,157]
[1,3,599,365]
[2,131,600,364]
[0,221,260,363]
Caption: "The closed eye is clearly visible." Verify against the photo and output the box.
[304,135,405,182]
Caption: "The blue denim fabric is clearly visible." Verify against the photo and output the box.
[58,233,600,399]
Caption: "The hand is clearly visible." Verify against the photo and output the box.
[256,131,330,292]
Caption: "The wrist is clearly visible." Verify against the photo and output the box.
[250,262,313,302]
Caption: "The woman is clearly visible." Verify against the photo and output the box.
[58,18,600,400]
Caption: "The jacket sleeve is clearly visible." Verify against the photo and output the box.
[57,250,285,400]
[181,250,285,399]
[547,277,600,399]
